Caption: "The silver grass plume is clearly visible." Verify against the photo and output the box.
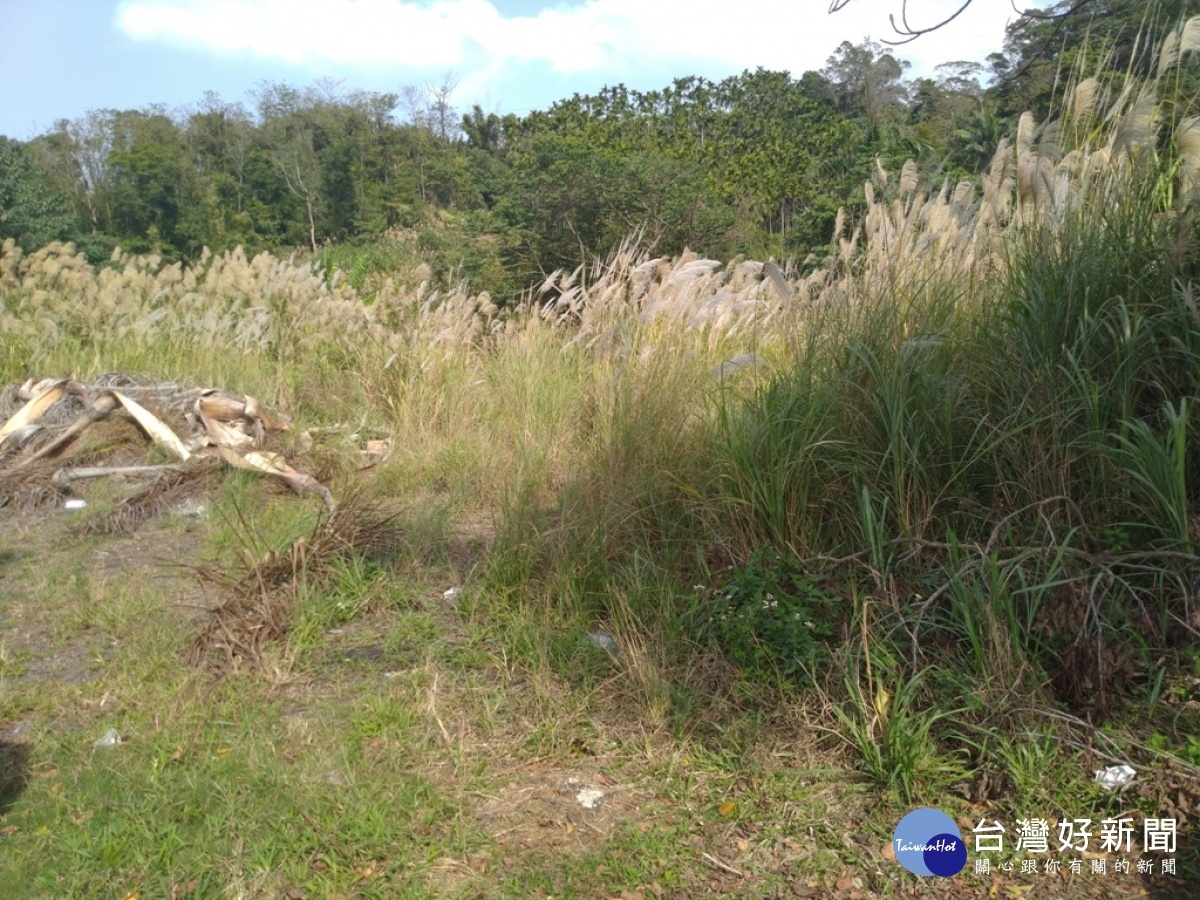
[1181,16,1200,56]
[1157,29,1180,79]
[1072,77,1101,120]
[1017,111,1037,157]
[1112,93,1158,159]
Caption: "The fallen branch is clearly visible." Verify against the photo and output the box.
[702,852,746,878]
[51,464,186,484]
[15,392,119,467]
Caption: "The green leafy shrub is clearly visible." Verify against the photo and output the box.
[710,548,840,684]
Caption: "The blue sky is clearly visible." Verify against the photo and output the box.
[1,0,1027,139]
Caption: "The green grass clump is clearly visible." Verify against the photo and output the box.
[708,549,840,686]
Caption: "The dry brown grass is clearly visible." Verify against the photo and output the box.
[187,487,405,670]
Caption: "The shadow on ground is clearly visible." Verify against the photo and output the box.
[0,736,29,817]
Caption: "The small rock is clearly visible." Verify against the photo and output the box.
[94,728,121,749]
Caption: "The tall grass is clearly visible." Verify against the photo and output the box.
[3,15,1200,798]
[710,18,1200,758]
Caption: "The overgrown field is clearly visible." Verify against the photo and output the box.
[3,57,1200,899]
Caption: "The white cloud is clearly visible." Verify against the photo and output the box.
[117,0,500,67]
[116,0,1019,80]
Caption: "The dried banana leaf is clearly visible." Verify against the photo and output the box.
[112,390,191,460]
[0,379,67,449]
[216,445,336,512]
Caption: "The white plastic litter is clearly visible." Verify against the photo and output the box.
[586,631,621,658]
[64,498,87,510]
[169,498,208,519]
[442,587,461,601]
[575,787,605,809]
[94,728,122,748]
[1094,764,1136,791]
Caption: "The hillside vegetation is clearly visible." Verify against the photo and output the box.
[3,1,1197,291]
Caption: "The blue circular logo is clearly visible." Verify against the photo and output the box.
[893,808,966,877]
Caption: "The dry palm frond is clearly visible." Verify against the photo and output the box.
[16,393,120,468]
[82,458,220,535]
[187,487,405,671]
[111,390,191,460]
[0,459,68,510]
[1,375,331,519]
[0,380,68,449]
[0,447,113,510]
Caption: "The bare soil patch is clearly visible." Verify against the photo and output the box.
[473,764,643,855]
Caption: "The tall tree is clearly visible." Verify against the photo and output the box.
[255,82,325,252]
[822,39,911,132]
[106,108,192,253]
[29,110,118,236]
[0,137,74,251]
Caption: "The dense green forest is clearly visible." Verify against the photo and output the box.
[1,0,1196,296]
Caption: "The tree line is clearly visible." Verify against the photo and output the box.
[1,0,1194,296]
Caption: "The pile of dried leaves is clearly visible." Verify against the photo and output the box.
[0,374,333,531]
[1,374,406,671]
